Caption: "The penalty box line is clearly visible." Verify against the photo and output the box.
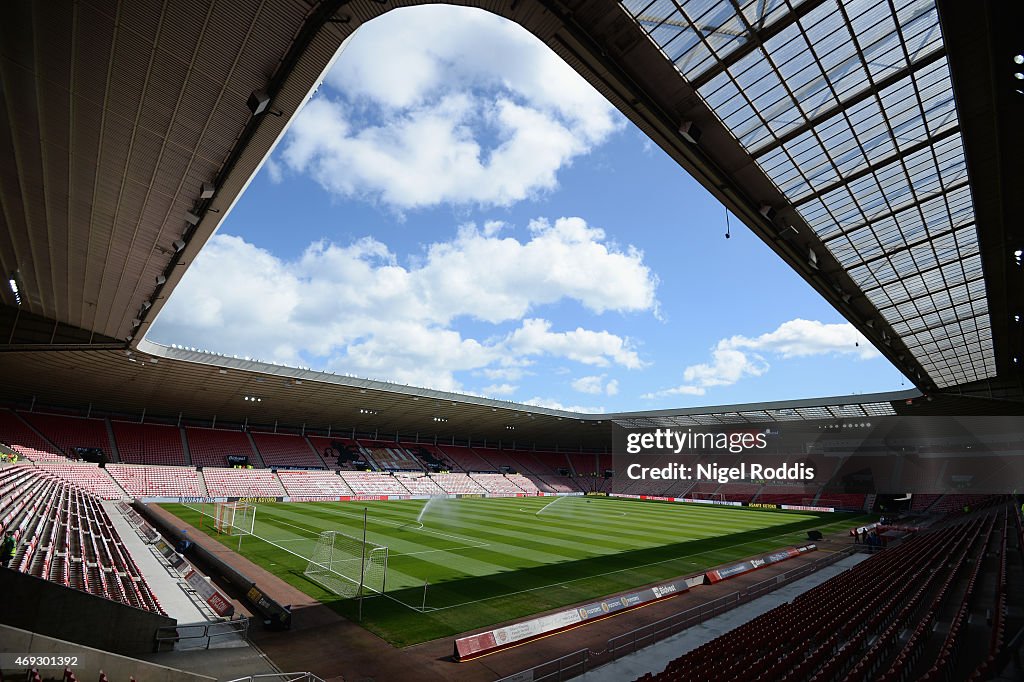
[180,503,430,614]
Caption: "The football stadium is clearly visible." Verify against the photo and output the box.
[1,1,1023,681]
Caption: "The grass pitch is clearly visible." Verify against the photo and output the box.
[162,496,865,645]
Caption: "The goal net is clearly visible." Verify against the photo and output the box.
[690,492,725,503]
[214,501,256,536]
[304,530,388,598]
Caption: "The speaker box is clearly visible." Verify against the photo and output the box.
[807,530,823,541]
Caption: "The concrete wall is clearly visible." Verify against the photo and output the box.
[0,568,176,655]
[0,624,216,682]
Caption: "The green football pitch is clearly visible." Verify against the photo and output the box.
[161,496,866,646]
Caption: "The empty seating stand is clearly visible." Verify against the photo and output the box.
[21,412,112,459]
[33,463,126,500]
[339,471,409,496]
[0,409,59,456]
[635,501,1014,682]
[106,464,205,498]
[252,431,325,468]
[185,427,255,468]
[361,442,423,471]
[756,485,818,506]
[434,445,495,473]
[1,465,165,615]
[431,473,487,494]
[277,470,353,497]
[111,421,186,465]
[202,468,285,497]
[393,473,444,495]
[471,473,528,494]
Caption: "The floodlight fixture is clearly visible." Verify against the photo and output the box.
[678,120,701,144]
[8,276,21,305]
[248,89,270,115]
[200,182,216,199]
[807,248,819,270]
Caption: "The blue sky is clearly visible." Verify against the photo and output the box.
[148,5,908,413]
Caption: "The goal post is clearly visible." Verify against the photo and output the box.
[690,492,725,503]
[304,530,388,599]
[213,501,256,537]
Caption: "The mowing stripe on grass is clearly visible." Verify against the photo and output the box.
[161,498,867,646]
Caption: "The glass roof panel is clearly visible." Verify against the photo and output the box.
[620,0,993,388]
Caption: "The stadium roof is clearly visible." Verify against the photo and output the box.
[0,0,1020,444]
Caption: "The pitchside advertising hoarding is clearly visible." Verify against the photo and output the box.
[611,416,1024,496]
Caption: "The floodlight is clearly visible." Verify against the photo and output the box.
[155,275,167,285]
[678,120,701,144]
[173,239,186,252]
[185,211,201,226]
[8,276,21,305]
[248,90,270,115]
[200,182,216,199]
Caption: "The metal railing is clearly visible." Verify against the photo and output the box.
[497,650,589,682]
[155,616,249,651]
[226,674,326,682]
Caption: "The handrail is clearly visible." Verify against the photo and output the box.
[496,650,589,682]
[155,617,249,651]
[225,674,327,682]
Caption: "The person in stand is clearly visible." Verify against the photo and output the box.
[0,529,17,568]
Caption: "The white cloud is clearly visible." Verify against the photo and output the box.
[572,375,620,396]
[482,383,518,396]
[643,319,878,399]
[278,5,622,209]
[151,222,654,391]
[720,319,879,359]
[481,367,527,381]
[572,375,605,395]
[413,218,657,323]
[264,158,283,184]
[507,319,644,369]
[523,397,605,414]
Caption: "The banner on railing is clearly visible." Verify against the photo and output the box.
[184,568,235,617]
[454,576,690,660]
[704,544,816,584]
